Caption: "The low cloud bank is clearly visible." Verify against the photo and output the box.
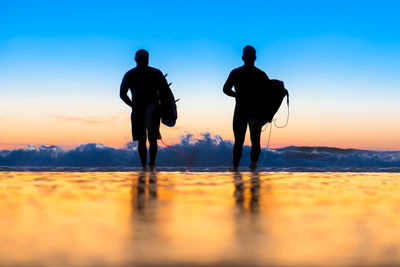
[1,133,400,169]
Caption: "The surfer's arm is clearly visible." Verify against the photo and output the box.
[120,77,133,108]
[223,72,236,98]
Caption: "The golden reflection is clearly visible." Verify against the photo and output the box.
[2,171,400,266]
[132,171,158,212]
[233,171,261,213]
[232,171,268,263]
[129,171,161,251]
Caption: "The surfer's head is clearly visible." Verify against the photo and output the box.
[135,49,149,67]
[242,45,256,65]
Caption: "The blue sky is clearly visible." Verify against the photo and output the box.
[1,0,400,149]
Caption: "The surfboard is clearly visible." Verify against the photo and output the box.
[259,79,289,126]
[159,80,177,127]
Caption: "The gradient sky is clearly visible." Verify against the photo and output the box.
[1,0,400,150]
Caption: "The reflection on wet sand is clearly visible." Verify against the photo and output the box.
[132,171,158,212]
[234,171,261,213]
[2,171,400,266]
[129,171,166,263]
[232,171,270,264]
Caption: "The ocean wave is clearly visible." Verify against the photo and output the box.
[1,133,400,170]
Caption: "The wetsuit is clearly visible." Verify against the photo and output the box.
[120,66,169,141]
[223,65,270,167]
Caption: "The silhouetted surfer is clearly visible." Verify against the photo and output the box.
[223,45,270,171]
[120,49,170,171]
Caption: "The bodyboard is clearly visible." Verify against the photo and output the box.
[259,79,289,125]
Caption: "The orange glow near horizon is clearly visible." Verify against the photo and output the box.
[1,107,400,151]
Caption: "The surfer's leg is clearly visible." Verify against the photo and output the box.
[233,109,247,168]
[249,119,262,169]
[148,138,158,168]
[132,111,147,170]
[137,138,147,169]
[146,104,160,169]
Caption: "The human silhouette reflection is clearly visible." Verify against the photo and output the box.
[129,171,161,260]
[232,171,263,256]
[135,171,146,211]
[131,171,158,220]
[233,171,260,213]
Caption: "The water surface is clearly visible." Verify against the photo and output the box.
[1,171,400,266]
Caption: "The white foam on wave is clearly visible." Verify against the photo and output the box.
[1,134,400,170]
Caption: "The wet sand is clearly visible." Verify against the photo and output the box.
[1,171,400,266]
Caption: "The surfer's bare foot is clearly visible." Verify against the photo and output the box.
[141,165,148,172]
[249,162,257,172]
[149,165,158,172]
[229,166,239,173]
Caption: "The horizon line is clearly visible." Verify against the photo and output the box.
[1,141,398,152]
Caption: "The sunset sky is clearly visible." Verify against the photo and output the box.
[1,0,400,150]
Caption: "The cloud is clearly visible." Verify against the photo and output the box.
[48,114,125,124]
[1,133,400,170]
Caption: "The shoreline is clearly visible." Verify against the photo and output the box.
[1,166,400,173]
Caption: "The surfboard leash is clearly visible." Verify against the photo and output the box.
[274,93,289,128]
[159,136,189,172]
[159,74,188,171]
[260,94,290,166]
[260,122,273,166]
